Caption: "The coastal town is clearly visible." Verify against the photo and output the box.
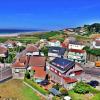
[0,23,100,100]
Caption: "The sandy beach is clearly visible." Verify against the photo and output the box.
[0,33,19,37]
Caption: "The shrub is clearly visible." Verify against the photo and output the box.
[52,83,62,90]
[24,78,48,95]
[25,71,30,79]
[59,88,68,96]
[52,96,61,100]
[74,82,90,94]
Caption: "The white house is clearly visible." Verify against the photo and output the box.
[92,38,100,49]
[48,40,61,47]
[69,41,85,50]
[25,45,40,56]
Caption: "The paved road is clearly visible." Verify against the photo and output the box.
[83,67,100,77]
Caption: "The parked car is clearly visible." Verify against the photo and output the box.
[40,79,49,86]
[87,80,99,88]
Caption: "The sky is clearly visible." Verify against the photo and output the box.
[0,0,100,30]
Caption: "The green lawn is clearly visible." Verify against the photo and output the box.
[0,79,43,100]
[0,36,40,44]
[24,78,49,95]
[68,88,100,100]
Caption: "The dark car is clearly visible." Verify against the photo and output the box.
[87,80,99,88]
[40,79,49,86]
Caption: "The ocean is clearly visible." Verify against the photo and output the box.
[0,29,44,34]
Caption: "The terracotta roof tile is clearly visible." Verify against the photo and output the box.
[29,56,46,67]
[63,77,77,84]
[0,46,7,54]
[69,49,85,53]
[32,67,46,79]
[26,45,39,52]
[12,60,25,68]
[50,39,59,42]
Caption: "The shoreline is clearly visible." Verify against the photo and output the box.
[0,31,49,37]
[0,33,19,37]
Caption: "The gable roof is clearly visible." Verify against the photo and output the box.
[12,59,26,68]
[12,55,28,68]
[0,46,8,54]
[32,67,46,79]
[29,56,46,67]
[26,44,39,53]
[5,40,17,46]
[63,77,77,84]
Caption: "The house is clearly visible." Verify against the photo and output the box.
[0,64,12,82]
[63,29,75,35]
[39,39,48,49]
[29,56,46,67]
[92,38,100,49]
[32,67,46,80]
[62,37,76,48]
[16,41,22,47]
[0,45,8,57]
[12,55,29,79]
[26,44,40,56]
[68,49,86,64]
[4,40,17,48]
[48,47,66,59]
[68,41,85,50]
[48,39,61,47]
[47,57,83,89]
[29,56,47,81]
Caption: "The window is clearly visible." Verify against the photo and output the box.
[59,72,61,76]
[51,67,54,71]
[55,70,57,73]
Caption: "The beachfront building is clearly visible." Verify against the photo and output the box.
[47,57,83,89]
[67,49,87,64]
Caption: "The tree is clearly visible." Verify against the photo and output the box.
[25,71,30,79]
[74,82,90,94]
[40,46,48,56]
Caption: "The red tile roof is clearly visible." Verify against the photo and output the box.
[61,43,68,48]
[19,55,27,63]
[5,40,17,46]
[12,60,25,68]
[32,67,46,79]
[0,46,7,54]
[26,45,39,52]
[63,77,77,84]
[29,56,46,67]
[12,56,28,68]
[49,39,59,42]
[69,49,85,53]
